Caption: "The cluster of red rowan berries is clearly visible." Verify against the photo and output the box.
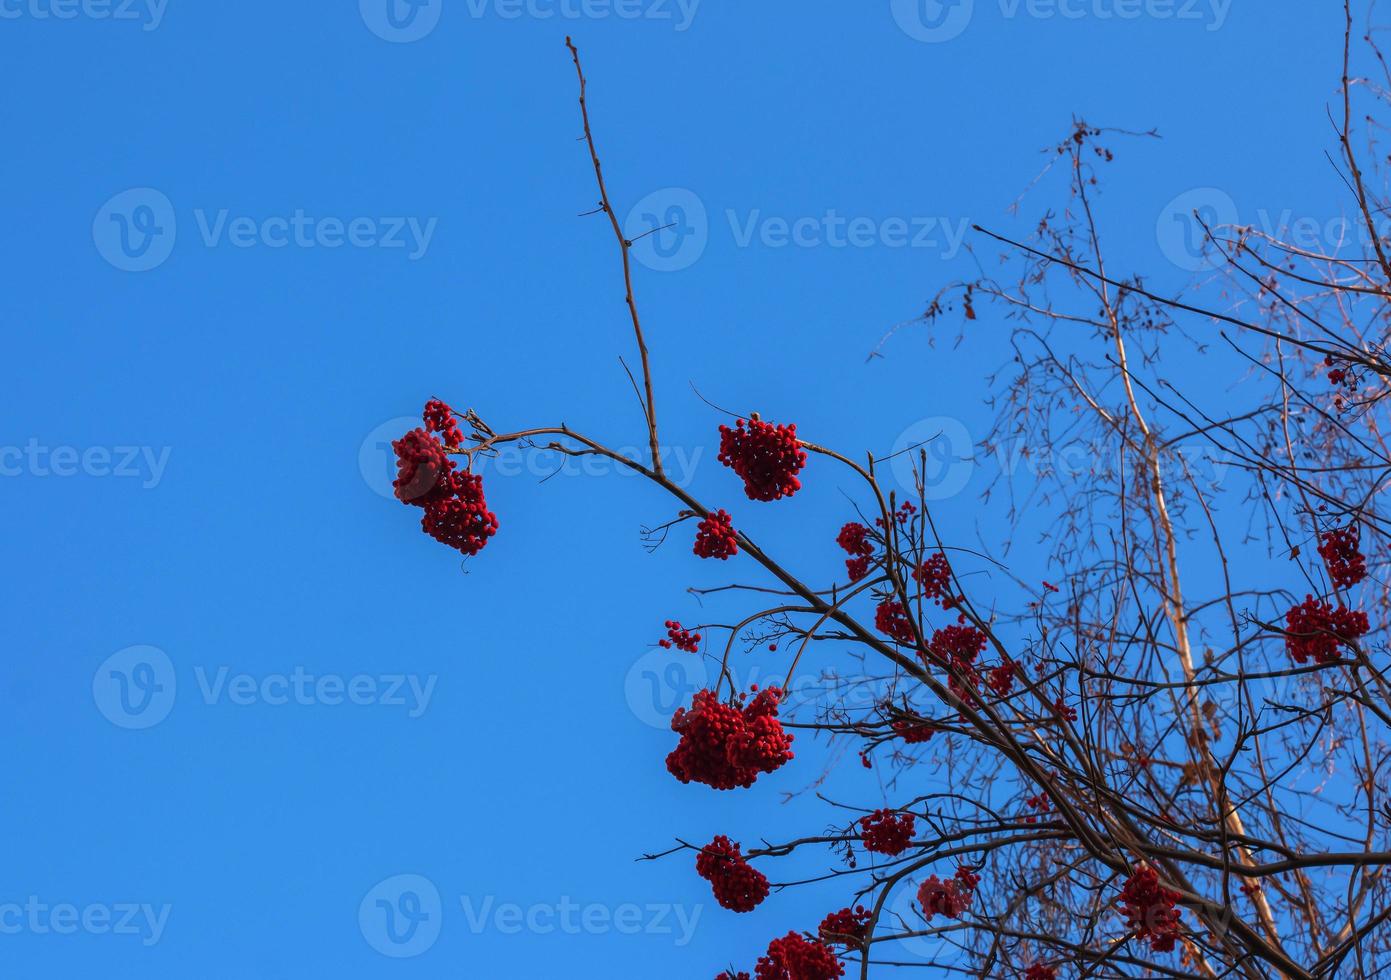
[918,866,980,921]
[753,932,844,980]
[695,509,740,560]
[393,412,498,556]
[817,906,871,949]
[860,808,915,856]
[1324,354,1359,411]
[892,718,936,743]
[988,660,1017,697]
[1284,595,1370,665]
[1119,866,1182,953]
[1318,526,1366,589]
[697,836,769,913]
[659,620,701,652]
[718,417,807,502]
[667,687,794,790]
[928,621,987,698]
[1023,792,1050,824]
[913,552,952,600]
[836,522,875,582]
[875,600,917,645]
[1024,965,1057,980]
[422,398,463,448]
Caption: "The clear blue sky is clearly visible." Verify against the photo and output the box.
[0,2,1350,976]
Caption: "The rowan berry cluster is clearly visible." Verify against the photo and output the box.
[875,600,916,645]
[860,808,915,856]
[817,907,871,949]
[918,867,980,921]
[988,660,1017,697]
[1119,866,1182,953]
[1318,526,1366,589]
[754,932,844,980]
[667,687,794,790]
[912,552,952,600]
[393,423,498,555]
[718,417,807,502]
[928,622,987,698]
[836,522,874,582]
[422,398,463,448]
[695,509,740,560]
[1284,596,1370,665]
[659,620,701,652]
[1024,966,1057,980]
[697,836,769,913]
[1023,792,1050,824]
[892,719,936,743]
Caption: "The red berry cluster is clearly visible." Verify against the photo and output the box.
[860,808,915,856]
[422,398,463,448]
[393,425,498,555]
[875,600,917,644]
[928,622,987,698]
[817,907,871,949]
[1318,526,1366,589]
[418,471,499,555]
[695,509,740,560]
[988,660,1016,697]
[667,687,795,790]
[716,973,752,980]
[1284,595,1370,665]
[876,500,916,528]
[892,719,936,743]
[917,867,979,922]
[837,522,875,582]
[659,620,701,652]
[1119,866,1182,953]
[1324,354,1359,411]
[1024,966,1057,980]
[1023,792,1050,824]
[696,836,769,913]
[754,932,844,980]
[392,427,453,505]
[718,418,807,502]
[912,553,952,601]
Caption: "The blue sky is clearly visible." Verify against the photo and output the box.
[0,1,1354,976]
